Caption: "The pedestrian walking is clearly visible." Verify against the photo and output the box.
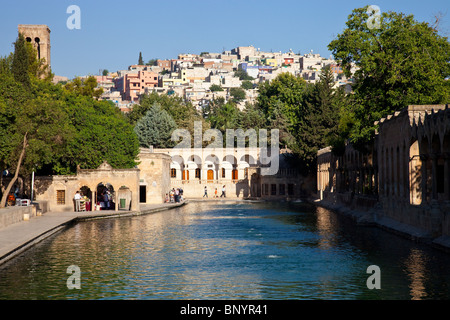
[203,186,208,198]
[220,185,226,198]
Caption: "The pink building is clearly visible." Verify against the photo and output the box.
[114,71,159,102]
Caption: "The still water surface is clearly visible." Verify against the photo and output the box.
[0,201,450,300]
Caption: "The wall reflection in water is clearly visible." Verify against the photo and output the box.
[403,248,428,300]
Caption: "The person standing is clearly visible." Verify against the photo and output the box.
[203,186,208,198]
[220,185,226,198]
[74,191,82,212]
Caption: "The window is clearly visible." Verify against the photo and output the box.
[56,190,65,205]
[271,184,277,195]
[222,168,226,178]
[288,184,294,196]
[279,184,285,195]
[195,168,201,179]
[263,184,269,195]
[170,168,177,178]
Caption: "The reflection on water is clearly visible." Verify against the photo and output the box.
[0,201,449,300]
[404,249,428,300]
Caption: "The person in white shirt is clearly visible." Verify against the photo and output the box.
[220,185,226,198]
[74,191,82,212]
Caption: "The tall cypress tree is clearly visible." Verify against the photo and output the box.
[11,33,30,88]
[138,52,144,65]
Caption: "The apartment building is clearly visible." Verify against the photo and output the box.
[114,70,159,102]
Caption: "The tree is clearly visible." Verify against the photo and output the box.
[328,6,450,150]
[146,58,158,66]
[102,69,109,76]
[234,69,254,80]
[257,72,308,128]
[208,101,242,141]
[229,87,246,103]
[134,103,177,148]
[209,84,224,92]
[64,76,104,99]
[0,42,140,206]
[294,66,346,173]
[239,102,267,131]
[138,52,144,65]
[241,80,254,90]
[11,33,30,88]
[127,91,210,146]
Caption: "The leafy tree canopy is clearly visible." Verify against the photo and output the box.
[328,6,450,150]
[134,103,177,148]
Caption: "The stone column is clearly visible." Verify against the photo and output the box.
[431,153,438,200]
[444,153,450,201]
[420,155,428,204]
[399,147,404,198]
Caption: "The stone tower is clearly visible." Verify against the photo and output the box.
[18,24,51,68]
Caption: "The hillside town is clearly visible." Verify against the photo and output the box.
[82,46,353,112]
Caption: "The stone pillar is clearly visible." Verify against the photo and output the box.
[431,153,438,200]
[399,147,404,198]
[420,155,428,204]
[444,153,450,201]
[374,166,379,195]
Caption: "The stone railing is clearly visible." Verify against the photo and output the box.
[0,205,35,229]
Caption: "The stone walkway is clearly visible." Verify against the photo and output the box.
[0,201,188,266]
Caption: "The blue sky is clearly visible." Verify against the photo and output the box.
[1,0,449,78]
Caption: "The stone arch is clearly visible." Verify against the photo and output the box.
[79,185,93,211]
[240,154,256,166]
[95,182,115,210]
[117,186,132,210]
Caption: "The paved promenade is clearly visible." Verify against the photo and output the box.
[0,201,188,266]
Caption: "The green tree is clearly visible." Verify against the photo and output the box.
[210,84,224,92]
[134,103,177,148]
[138,52,144,65]
[0,43,140,206]
[11,33,30,88]
[234,69,254,80]
[208,102,242,141]
[328,6,450,150]
[257,72,308,128]
[239,102,267,131]
[64,76,104,99]
[294,66,346,173]
[241,80,254,90]
[229,87,246,103]
[128,92,210,146]
[146,58,158,66]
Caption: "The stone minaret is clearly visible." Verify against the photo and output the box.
[18,24,51,69]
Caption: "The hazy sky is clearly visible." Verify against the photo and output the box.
[1,0,449,78]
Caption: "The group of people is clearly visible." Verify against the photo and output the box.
[73,188,113,212]
[73,191,91,212]
[97,189,113,210]
[166,187,184,203]
[203,185,226,198]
